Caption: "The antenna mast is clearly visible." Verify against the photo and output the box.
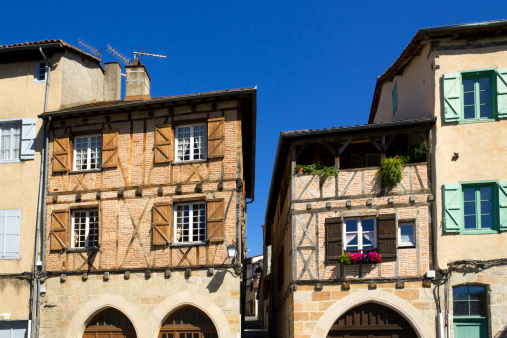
[133,51,167,59]
[107,44,132,65]
[78,39,102,60]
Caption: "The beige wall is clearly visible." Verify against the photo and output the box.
[374,44,435,123]
[433,42,507,268]
[60,51,104,109]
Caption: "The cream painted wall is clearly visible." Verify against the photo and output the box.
[374,44,435,123]
[433,41,507,269]
[60,51,104,109]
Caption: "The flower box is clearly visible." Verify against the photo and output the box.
[339,252,382,265]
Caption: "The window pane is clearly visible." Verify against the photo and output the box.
[480,200,492,215]
[480,186,491,200]
[479,77,490,91]
[480,105,490,118]
[453,286,469,300]
[469,286,486,300]
[464,201,476,216]
[362,232,374,249]
[400,224,414,244]
[453,301,469,316]
[463,79,474,92]
[362,219,374,232]
[464,215,476,229]
[479,91,490,105]
[463,92,475,106]
[480,215,493,229]
[345,220,357,232]
[470,301,487,317]
[464,106,475,119]
[345,233,358,248]
[463,188,475,201]
[12,124,20,159]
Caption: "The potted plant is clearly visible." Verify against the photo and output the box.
[338,252,382,265]
[378,155,409,188]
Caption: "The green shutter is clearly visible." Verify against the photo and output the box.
[443,184,462,232]
[442,72,462,122]
[498,182,507,230]
[496,68,507,118]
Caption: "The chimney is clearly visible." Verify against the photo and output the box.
[103,62,122,101]
[125,58,151,101]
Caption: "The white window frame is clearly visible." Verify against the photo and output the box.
[71,209,99,249]
[175,124,207,162]
[0,120,22,163]
[398,223,416,247]
[173,202,206,244]
[35,60,49,83]
[344,217,377,251]
[73,134,102,171]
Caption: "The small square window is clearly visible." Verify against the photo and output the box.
[344,218,376,251]
[36,61,49,83]
[175,124,206,162]
[73,135,102,170]
[71,209,99,249]
[398,223,415,246]
[174,202,206,243]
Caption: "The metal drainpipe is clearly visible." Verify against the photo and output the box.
[32,47,52,338]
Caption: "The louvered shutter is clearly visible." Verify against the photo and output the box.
[207,117,225,158]
[443,184,462,232]
[21,118,36,160]
[442,72,462,122]
[51,210,69,250]
[497,68,507,118]
[207,199,225,242]
[498,182,507,231]
[102,130,119,168]
[4,210,21,258]
[154,124,173,164]
[152,203,172,245]
[377,214,397,261]
[53,135,71,172]
[325,217,343,263]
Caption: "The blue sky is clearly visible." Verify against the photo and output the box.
[4,0,507,256]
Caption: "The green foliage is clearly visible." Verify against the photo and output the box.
[407,141,428,163]
[295,161,338,184]
[339,253,351,265]
[378,155,409,187]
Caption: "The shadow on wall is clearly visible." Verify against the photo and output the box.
[495,331,507,338]
[206,270,227,293]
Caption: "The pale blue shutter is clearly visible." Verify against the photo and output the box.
[443,184,462,232]
[496,68,507,118]
[498,182,507,230]
[21,118,36,160]
[5,210,21,259]
[442,72,462,122]
[0,320,28,337]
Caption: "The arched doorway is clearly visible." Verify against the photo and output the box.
[84,308,136,338]
[159,306,218,338]
[327,303,417,338]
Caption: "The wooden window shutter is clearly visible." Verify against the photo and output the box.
[154,124,173,163]
[152,203,172,245]
[325,217,343,263]
[51,210,69,250]
[496,68,507,118]
[207,199,225,242]
[102,130,119,168]
[442,72,462,122]
[53,135,71,172]
[498,182,507,231]
[207,117,225,158]
[377,214,397,261]
[443,184,462,232]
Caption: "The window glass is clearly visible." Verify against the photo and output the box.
[74,135,102,170]
[175,203,206,243]
[176,124,206,161]
[0,123,21,161]
[72,210,98,248]
[344,218,376,251]
[462,184,495,231]
[453,285,487,318]
[462,74,492,120]
[399,224,415,246]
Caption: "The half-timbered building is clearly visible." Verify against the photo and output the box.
[264,118,437,338]
[38,60,256,338]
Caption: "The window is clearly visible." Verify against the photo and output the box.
[73,135,102,170]
[175,124,206,161]
[0,320,28,337]
[453,285,488,337]
[443,182,507,233]
[344,218,376,251]
[0,122,21,161]
[0,209,21,259]
[71,210,99,249]
[398,223,415,246]
[350,153,381,168]
[36,60,48,83]
[442,68,507,122]
[392,82,398,115]
[174,202,206,243]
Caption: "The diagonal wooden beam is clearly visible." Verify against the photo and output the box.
[72,174,87,191]
[341,171,357,196]
[297,175,317,200]
[177,247,192,266]
[120,198,151,268]
[385,134,399,151]
[367,137,381,152]
[298,249,315,280]
[320,141,337,157]
[339,139,353,155]
[297,214,315,247]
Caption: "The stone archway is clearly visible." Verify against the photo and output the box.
[66,295,145,338]
[84,308,137,338]
[147,291,234,338]
[311,290,434,338]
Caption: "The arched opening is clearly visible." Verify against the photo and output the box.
[327,302,417,338]
[453,285,488,337]
[159,306,218,338]
[83,308,136,338]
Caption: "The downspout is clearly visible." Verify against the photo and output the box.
[31,47,52,338]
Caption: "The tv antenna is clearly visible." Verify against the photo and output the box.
[107,44,132,65]
[78,39,102,60]
[133,51,167,59]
